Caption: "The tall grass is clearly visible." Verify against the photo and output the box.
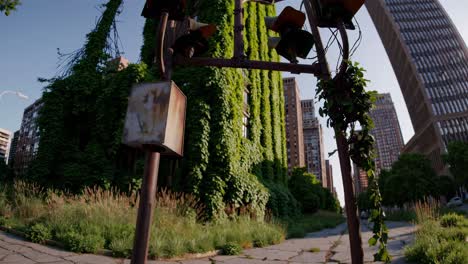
[0,181,285,259]
[404,202,468,264]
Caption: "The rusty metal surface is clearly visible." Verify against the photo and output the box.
[130,151,161,264]
[164,82,186,157]
[178,57,321,75]
[122,81,186,157]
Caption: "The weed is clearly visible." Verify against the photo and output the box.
[405,203,468,264]
[26,223,52,244]
[309,247,320,253]
[221,242,242,255]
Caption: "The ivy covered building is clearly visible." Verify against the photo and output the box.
[32,0,298,219]
[140,0,297,217]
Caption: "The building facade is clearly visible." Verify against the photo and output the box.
[366,0,468,173]
[8,131,19,167]
[0,128,11,164]
[369,93,405,172]
[325,159,336,196]
[301,99,327,185]
[353,162,369,194]
[14,99,42,175]
[283,78,305,173]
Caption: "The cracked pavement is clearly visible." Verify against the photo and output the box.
[0,221,415,264]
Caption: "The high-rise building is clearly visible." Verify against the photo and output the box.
[369,93,405,172]
[14,99,42,175]
[283,78,305,173]
[353,162,369,195]
[366,0,468,173]
[301,99,326,185]
[0,128,11,164]
[8,131,19,167]
[325,160,335,196]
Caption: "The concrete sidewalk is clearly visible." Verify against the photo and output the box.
[0,222,415,264]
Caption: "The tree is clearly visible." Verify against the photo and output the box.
[379,153,439,207]
[0,0,20,16]
[444,141,468,190]
[356,190,371,212]
[289,167,340,213]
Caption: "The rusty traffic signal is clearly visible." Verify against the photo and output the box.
[313,0,365,30]
[265,6,315,63]
[141,0,187,21]
[171,19,217,58]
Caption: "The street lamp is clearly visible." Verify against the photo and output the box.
[0,90,29,100]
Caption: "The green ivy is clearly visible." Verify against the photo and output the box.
[316,61,390,262]
[153,0,296,218]
[30,0,151,192]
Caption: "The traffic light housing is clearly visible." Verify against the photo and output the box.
[265,6,315,63]
[171,19,217,58]
[141,0,187,21]
[313,0,365,30]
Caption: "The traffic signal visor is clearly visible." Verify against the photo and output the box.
[172,19,217,58]
[265,6,306,33]
[265,6,314,63]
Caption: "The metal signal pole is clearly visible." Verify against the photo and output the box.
[130,12,169,264]
[303,1,364,263]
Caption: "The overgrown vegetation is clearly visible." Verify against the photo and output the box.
[26,0,298,222]
[0,182,285,258]
[404,202,468,264]
[444,141,468,191]
[378,154,455,207]
[286,211,345,238]
[288,167,341,214]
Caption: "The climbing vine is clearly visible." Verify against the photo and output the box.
[156,0,298,219]
[31,0,149,192]
[316,61,390,262]
[31,0,297,219]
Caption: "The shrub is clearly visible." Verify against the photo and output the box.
[440,213,466,228]
[26,223,52,244]
[288,167,340,214]
[59,231,105,253]
[221,242,242,255]
[302,192,320,214]
[405,214,468,264]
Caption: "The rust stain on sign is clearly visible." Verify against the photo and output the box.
[123,81,186,157]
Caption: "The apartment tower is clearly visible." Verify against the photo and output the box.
[8,131,19,167]
[301,99,327,185]
[366,0,468,173]
[325,160,336,196]
[0,128,11,163]
[14,99,42,175]
[283,78,305,173]
[370,93,405,171]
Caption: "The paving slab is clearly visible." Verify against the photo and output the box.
[0,221,415,264]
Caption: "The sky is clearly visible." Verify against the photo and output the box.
[1,0,467,205]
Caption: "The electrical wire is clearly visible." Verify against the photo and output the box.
[349,17,362,58]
